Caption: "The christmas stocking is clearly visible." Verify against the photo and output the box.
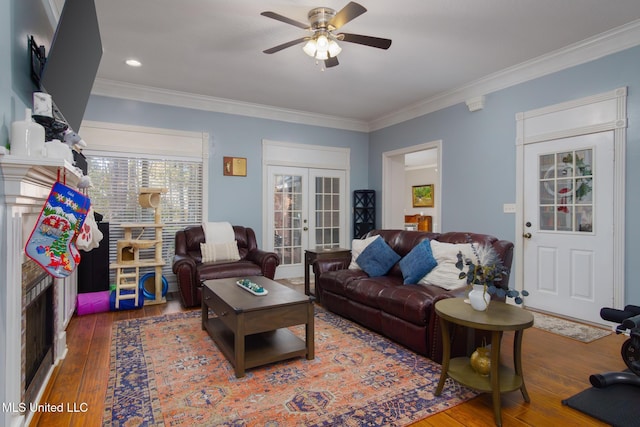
[25,181,91,278]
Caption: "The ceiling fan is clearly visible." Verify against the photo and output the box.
[261,1,392,68]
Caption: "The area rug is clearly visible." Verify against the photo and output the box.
[563,383,640,426]
[103,308,477,426]
[531,311,611,343]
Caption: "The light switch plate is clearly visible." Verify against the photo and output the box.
[503,203,516,213]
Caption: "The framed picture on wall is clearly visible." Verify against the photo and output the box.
[412,184,434,207]
[223,157,247,176]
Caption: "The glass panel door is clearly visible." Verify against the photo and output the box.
[272,170,306,273]
[311,170,346,249]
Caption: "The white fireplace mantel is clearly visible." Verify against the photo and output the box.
[1,154,83,427]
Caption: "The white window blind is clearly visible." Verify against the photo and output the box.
[86,156,203,286]
[79,121,208,288]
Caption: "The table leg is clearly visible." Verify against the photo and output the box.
[435,317,451,396]
[304,251,312,296]
[513,329,530,402]
[490,330,503,427]
[306,302,315,360]
[201,297,207,330]
[234,314,246,378]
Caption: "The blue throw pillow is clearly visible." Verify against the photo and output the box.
[356,237,401,277]
[399,239,438,284]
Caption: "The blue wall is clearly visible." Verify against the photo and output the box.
[370,45,640,303]
[2,0,53,150]
[84,96,370,237]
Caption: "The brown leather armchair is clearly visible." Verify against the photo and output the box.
[172,225,280,307]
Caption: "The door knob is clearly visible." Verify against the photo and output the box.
[523,233,532,239]
[303,227,308,231]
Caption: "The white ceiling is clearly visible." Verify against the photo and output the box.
[58,1,640,130]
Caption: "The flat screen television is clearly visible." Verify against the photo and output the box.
[39,0,103,132]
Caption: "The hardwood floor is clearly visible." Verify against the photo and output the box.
[32,291,623,426]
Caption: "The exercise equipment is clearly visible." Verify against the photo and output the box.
[589,304,640,388]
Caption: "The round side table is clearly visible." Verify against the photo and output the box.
[434,297,534,427]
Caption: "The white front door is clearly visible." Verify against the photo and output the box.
[266,166,347,279]
[523,132,614,323]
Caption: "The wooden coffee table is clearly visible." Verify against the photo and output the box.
[201,276,315,378]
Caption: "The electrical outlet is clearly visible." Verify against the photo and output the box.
[503,203,516,213]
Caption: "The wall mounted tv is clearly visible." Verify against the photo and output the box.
[38,0,103,133]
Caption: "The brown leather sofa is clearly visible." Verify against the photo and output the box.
[172,225,280,307]
[313,229,514,363]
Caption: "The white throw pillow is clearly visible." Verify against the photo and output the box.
[348,235,381,270]
[419,240,475,290]
[200,241,240,263]
[202,221,235,244]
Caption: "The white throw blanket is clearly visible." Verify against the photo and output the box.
[203,221,235,244]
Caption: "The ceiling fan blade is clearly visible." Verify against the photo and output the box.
[261,11,309,30]
[340,33,392,49]
[325,56,339,68]
[263,37,308,54]
[329,2,367,30]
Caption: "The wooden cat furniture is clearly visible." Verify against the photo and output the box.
[110,188,167,308]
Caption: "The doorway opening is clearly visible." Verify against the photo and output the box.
[382,141,442,231]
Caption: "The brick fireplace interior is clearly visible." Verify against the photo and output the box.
[23,260,55,408]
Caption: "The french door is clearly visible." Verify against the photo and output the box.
[266,166,347,279]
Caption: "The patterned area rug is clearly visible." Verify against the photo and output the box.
[531,311,612,343]
[103,308,477,426]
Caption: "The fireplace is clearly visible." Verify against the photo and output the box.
[23,261,54,408]
[1,157,81,427]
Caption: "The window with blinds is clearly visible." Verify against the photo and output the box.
[86,156,203,286]
[78,121,208,289]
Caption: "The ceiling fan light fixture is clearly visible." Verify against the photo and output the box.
[328,39,342,57]
[315,50,329,60]
[316,34,329,51]
[302,40,317,57]
[303,35,341,61]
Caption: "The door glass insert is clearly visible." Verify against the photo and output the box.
[273,174,303,265]
[314,176,341,248]
[538,149,593,232]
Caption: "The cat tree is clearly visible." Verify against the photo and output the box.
[110,187,167,308]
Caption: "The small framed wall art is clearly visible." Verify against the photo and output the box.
[223,157,247,176]
[412,184,434,207]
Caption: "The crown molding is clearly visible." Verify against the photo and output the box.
[368,19,640,131]
[90,20,640,133]
[91,79,370,133]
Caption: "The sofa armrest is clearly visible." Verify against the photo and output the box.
[172,254,196,272]
[172,254,199,307]
[246,249,280,279]
[313,257,351,276]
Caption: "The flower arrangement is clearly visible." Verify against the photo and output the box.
[455,237,528,304]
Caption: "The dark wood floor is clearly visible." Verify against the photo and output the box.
[32,289,624,427]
